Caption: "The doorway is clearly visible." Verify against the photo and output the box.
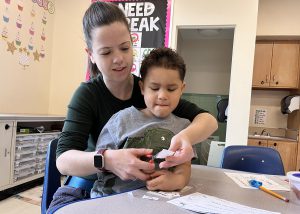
[176,26,234,166]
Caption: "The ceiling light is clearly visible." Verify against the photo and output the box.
[198,29,221,37]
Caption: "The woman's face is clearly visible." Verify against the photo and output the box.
[89,22,133,83]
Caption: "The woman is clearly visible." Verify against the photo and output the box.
[48,1,217,212]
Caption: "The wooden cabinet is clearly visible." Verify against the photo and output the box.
[248,138,298,173]
[0,122,14,188]
[268,140,297,173]
[247,138,268,147]
[252,42,273,87]
[252,41,300,89]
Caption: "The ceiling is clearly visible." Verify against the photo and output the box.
[178,28,235,40]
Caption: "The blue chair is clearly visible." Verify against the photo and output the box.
[221,145,285,175]
[41,139,61,214]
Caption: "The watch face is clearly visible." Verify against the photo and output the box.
[94,154,103,168]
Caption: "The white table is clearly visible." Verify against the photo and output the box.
[54,165,300,214]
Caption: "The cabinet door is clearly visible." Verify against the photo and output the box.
[268,140,297,173]
[252,42,273,87]
[270,41,300,88]
[247,138,268,147]
[0,122,13,188]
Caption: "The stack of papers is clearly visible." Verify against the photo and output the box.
[168,192,280,214]
[224,172,289,191]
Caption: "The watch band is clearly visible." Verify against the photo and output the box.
[94,149,107,171]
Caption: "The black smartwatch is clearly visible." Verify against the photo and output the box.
[94,149,107,171]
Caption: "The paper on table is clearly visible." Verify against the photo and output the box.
[224,172,289,191]
[147,190,180,199]
[168,192,280,214]
[147,186,193,199]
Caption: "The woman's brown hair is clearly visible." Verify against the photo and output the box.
[83,2,130,79]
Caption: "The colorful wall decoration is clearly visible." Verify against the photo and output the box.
[1,0,55,69]
[89,0,172,78]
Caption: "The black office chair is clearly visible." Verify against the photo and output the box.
[221,145,285,175]
[217,98,228,122]
[41,139,61,214]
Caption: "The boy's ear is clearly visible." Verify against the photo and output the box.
[181,82,186,95]
[139,80,145,95]
[86,48,95,64]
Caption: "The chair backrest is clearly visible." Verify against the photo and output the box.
[221,145,285,175]
[41,139,61,214]
[217,98,228,122]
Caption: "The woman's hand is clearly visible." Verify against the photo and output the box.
[159,133,193,169]
[104,148,155,181]
[159,113,218,169]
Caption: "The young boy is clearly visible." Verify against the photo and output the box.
[91,47,192,198]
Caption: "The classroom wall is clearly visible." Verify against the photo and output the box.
[0,0,55,114]
[170,0,259,146]
[180,38,232,95]
[257,0,300,36]
[48,0,90,115]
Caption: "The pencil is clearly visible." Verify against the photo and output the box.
[259,186,289,202]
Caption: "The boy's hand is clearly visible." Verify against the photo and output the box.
[146,170,174,191]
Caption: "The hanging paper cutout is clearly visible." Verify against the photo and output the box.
[32,0,55,14]
[31,5,36,17]
[6,40,17,54]
[16,14,22,28]
[41,28,46,41]
[40,45,45,58]
[33,49,40,61]
[3,7,9,23]
[19,47,30,69]
[29,22,35,36]
[42,12,47,25]
[17,0,24,12]
[28,37,34,50]
[2,26,8,39]
[47,1,55,14]
[15,31,21,46]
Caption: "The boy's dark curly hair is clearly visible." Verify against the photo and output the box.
[140,47,186,82]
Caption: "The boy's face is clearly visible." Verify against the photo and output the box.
[139,66,185,118]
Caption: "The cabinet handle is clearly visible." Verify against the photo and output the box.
[258,141,261,145]
[261,81,265,85]
[5,124,10,130]
[273,143,277,146]
[275,81,279,85]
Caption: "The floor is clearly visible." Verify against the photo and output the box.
[0,197,40,214]
[0,180,42,214]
